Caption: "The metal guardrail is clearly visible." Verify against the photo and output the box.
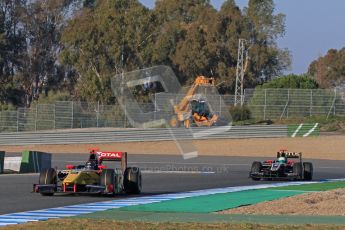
[0,125,288,146]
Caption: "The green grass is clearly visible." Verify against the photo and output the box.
[118,189,303,213]
[270,181,345,191]
[274,116,345,132]
[231,115,345,133]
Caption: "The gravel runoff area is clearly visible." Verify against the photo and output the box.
[1,135,345,160]
[220,188,345,216]
[3,219,341,230]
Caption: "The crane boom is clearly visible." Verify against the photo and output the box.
[174,76,214,113]
[170,76,218,128]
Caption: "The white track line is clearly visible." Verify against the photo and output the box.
[303,123,319,137]
[291,123,303,137]
[141,170,215,174]
[0,173,38,177]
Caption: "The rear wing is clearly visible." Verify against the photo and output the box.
[277,151,302,159]
[97,151,127,172]
[96,151,125,161]
[88,148,128,172]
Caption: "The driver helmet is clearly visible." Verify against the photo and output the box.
[278,157,286,163]
[85,161,95,170]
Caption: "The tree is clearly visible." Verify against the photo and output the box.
[216,0,247,93]
[59,0,291,102]
[308,48,345,88]
[151,0,214,83]
[17,0,76,107]
[169,3,219,82]
[258,74,318,89]
[152,0,290,89]
[152,0,244,88]
[244,0,291,83]
[61,0,155,104]
[0,0,27,104]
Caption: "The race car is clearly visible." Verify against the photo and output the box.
[33,148,142,196]
[249,149,313,181]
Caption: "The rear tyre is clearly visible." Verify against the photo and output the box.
[250,161,262,181]
[303,162,313,181]
[124,167,142,194]
[293,162,303,180]
[38,168,57,196]
[100,169,116,195]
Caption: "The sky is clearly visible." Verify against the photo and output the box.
[139,0,345,75]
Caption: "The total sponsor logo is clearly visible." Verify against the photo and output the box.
[97,151,123,159]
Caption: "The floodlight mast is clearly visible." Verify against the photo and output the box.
[234,39,249,106]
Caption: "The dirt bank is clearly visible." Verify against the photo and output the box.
[1,135,344,160]
[220,188,345,216]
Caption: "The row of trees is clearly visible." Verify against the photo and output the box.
[308,48,345,89]
[0,0,292,108]
[0,0,83,107]
[257,74,318,89]
[61,0,291,104]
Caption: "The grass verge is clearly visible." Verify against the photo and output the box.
[270,181,345,191]
[233,115,345,133]
[274,116,345,133]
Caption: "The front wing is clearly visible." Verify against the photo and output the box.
[249,171,301,180]
[33,183,115,195]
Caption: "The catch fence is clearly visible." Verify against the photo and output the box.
[0,89,344,132]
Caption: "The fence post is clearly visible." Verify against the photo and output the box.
[327,88,337,119]
[219,95,222,115]
[53,104,56,129]
[310,89,313,117]
[35,104,38,131]
[287,89,290,118]
[71,101,74,129]
[154,95,157,122]
[334,88,337,116]
[96,101,99,128]
[264,89,267,120]
[16,109,19,132]
[123,103,127,128]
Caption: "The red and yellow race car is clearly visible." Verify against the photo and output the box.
[33,148,142,196]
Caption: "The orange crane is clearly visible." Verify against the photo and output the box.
[170,76,218,128]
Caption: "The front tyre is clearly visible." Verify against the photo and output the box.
[293,162,303,180]
[124,167,142,194]
[38,168,57,196]
[250,161,262,181]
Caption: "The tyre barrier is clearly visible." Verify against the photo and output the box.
[3,151,51,173]
[3,156,22,172]
[20,151,51,173]
[0,151,4,174]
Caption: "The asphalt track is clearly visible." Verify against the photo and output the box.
[0,153,345,215]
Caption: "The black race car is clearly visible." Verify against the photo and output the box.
[249,149,313,181]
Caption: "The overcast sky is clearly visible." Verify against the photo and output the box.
[140,0,345,75]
